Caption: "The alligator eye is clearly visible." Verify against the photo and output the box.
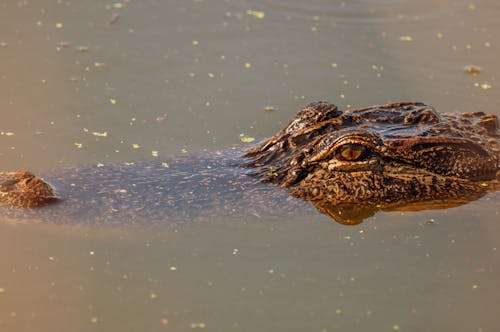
[336,144,368,161]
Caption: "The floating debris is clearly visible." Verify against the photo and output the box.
[156,113,167,123]
[240,135,255,143]
[108,12,121,25]
[246,9,265,19]
[463,65,482,75]
[474,82,492,90]
[424,219,436,225]
[189,322,206,329]
[92,131,108,137]
[57,41,70,48]
[263,106,277,112]
[399,35,413,42]
[76,46,89,53]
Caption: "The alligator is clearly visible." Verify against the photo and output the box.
[1,102,499,226]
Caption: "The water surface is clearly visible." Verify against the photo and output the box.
[1,0,499,331]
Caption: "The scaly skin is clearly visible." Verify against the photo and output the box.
[244,102,500,223]
[1,102,499,225]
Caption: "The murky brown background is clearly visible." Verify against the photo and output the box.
[1,0,499,331]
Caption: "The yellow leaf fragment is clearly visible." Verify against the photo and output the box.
[92,131,108,137]
[240,136,255,143]
[0,132,15,136]
[474,82,492,90]
[246,9,265,19]
[189,322,206,329]
[96,163,104,167]
[152,150,158,157]
[244,62,252,69]
[162,162,169,168]
[74,142,83,148]
[399,35,413,42]
[132,144,140,149]
[55,22,63,29]
[109,98,117,105]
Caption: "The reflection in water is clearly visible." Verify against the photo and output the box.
[1,102,499,226]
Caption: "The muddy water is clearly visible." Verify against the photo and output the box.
[1,0,499,331]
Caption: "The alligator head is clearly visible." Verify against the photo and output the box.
[244,102,500,224]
